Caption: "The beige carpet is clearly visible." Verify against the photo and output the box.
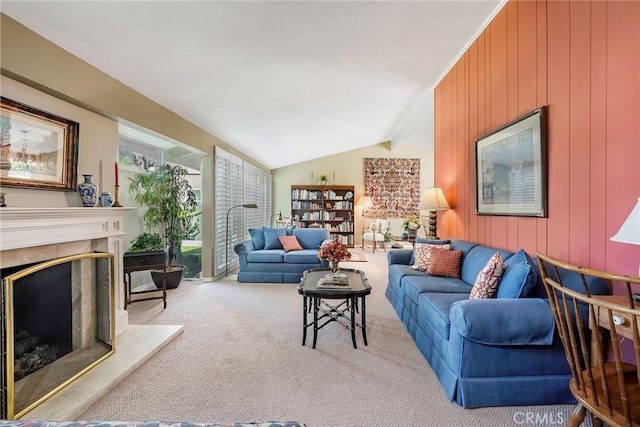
[79,249,580,426]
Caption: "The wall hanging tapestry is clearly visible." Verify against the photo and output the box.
[363,158,420,218]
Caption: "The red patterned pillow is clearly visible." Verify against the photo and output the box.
[278,236,303,252]
[426,247,463,278]
[469,252,506,299]
[411,243,451,271]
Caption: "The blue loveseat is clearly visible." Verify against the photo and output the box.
[234,227,330,283]
[385,238,608,408]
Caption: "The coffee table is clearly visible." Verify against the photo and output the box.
[297,268,371,349]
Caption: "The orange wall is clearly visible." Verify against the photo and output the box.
[434,0,640,277]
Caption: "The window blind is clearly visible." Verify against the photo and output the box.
[214,147,272,277]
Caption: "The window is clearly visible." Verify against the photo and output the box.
[214,147,271,277]
[118,124,204,280]
[243,161,272,230]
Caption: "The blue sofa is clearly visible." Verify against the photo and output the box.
[385,238,608,408]
[234,227,331,283]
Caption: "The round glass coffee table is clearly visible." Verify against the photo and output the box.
[297,268,371,349]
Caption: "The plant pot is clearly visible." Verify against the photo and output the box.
[151,267,184,290]
[407,229,417,238]
[123,250,166,269]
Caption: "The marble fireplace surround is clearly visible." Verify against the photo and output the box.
[1,208,183,420]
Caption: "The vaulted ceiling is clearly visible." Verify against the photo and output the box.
[2,1,503,169]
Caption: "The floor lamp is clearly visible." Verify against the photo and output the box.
[226,203,258,277]
[419,187,450,239]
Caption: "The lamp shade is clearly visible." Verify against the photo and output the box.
[611,197,640,245]
[358,195,373,209]
[419,187,450,211]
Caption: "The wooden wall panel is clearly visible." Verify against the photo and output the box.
[536,0,548,255]
[589,0,607,271]
[457,57,468,239]
[434,0,640,277]
[489,8,509,251]
[568,1,592,266]
[546,0,571,262]
[507,1,520,253]
[468,43,479,244]
[477,34,488,244]
[516,0,538,255]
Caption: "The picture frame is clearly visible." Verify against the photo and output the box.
[0,97,79,191]
[475,106,547,217]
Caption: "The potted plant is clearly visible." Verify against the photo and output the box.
[383,223,392,244]
[129,163,200,289]
[124,232,166,267]
[123,232,167,298]
[319,174,328,185]
[402,215,421,239]
[318,238,351,273]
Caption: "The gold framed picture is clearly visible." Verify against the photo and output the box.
[0,97,79,191]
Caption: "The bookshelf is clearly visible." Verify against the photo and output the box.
[291,184,355,247]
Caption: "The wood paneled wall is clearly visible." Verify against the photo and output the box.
[434,0,640,277]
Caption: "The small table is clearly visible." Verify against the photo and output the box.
[591,295,639,340]
[123,251,167,309]
[297,268,371,349]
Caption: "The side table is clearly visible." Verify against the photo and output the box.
[123,251,167,309]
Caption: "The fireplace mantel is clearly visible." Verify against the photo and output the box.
[0,207,136,251]
[1,207,136,336]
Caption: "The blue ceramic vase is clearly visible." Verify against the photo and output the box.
[78,174,98,207]
[99,191,114,207]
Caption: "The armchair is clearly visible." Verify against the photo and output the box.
[362,218,389,253]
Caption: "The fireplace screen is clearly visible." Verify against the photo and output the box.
[1,252,115,419]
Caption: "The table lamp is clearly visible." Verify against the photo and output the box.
[610,197,640,277]
[418,187,450,239]
[358,195,373,217]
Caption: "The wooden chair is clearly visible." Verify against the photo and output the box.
[362,218,389,253]
[537,253,640,427]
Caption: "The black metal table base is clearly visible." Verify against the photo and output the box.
[302,296,368,349]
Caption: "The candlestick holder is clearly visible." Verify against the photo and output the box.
[112,185,123,207]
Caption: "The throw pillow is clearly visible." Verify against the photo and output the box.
[278,235,303,252]
[411,243,451,271]
[426,247,463,278]
[497,249,539,298]
[409,239,451,265]
[263,227,287,250]
[249,228,265,250]
[469,252,506,299]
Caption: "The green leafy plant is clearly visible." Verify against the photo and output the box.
[319,174,328,182]
[129,163,200,270]
[127,232,163,252]
[384,224,392,243]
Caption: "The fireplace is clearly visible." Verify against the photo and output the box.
[10,260,73,382]
[0,207,133,419]
[2,252,115,419]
